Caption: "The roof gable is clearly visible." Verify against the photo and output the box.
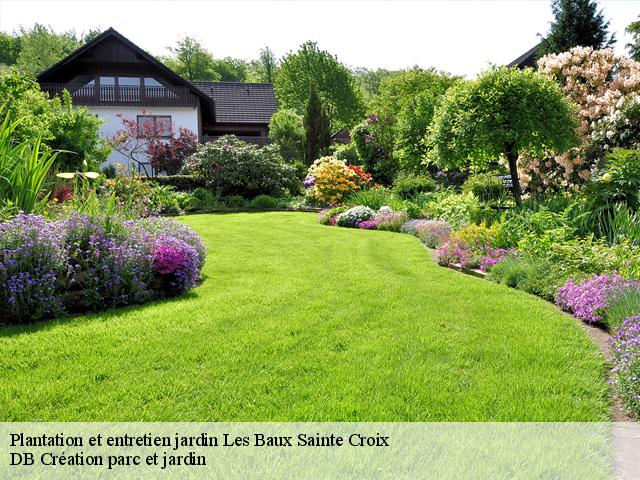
[37,28,214,112]
[192,82,277,124]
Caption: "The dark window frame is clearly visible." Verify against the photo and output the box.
[136,115,172,138]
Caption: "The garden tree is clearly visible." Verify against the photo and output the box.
[268,109,304,163]
[212,57,249,82]
[14,24,85,76]
[163,37,220,81]
[352,67,403,107]
[538,0,615,56]
[351,115,398,185]
[0,26,100,73]
[0,70,109,171]
[361,68,458,176]
[372,67,458,122]
[109,113,197,176]
[428,66,578,205]
[250,46,278,83]
[627,17,640,61]
[275,41,364,128]
[0,32,20,66]
[303,86,331,165]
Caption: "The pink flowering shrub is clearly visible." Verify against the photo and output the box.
[436,241,479,268]
[356,220,378,229]
[611,315,640,417]
[374,211,408,232]
[521,47,640,191]
[152,237,201,292]
[556,274,640,325]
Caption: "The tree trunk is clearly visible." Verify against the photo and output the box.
[505,142,522,206]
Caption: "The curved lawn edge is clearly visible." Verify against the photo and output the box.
[0,212,610,421]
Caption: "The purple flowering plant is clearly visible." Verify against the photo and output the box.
[415,220,451,248]
[0,213,206,324]
[480,248,516,272]
[611,315,640,417]
[556,274,640,325]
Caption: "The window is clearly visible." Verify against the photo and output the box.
[137,115,172,138]
[144,77,163,87]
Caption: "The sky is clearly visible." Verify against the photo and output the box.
[0,0,637,78]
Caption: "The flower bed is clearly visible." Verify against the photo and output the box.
[0,214,205,324]
[612,315,640,417]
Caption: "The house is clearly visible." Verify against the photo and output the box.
[507,43,543,69]
[37,27,277,172]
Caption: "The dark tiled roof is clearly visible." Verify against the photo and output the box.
[191,82,277,124]
[508,43,542,69]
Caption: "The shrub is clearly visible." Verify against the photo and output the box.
[556,274,640,325]
[451,223,498,254]
[415,220,451,248]
[392,173,436,199]
[423,192,482,230]
[346,187,393,210]
[487,254,539,289]
[223,195,246,208]
[268,108,305,163]
[374,211,408,232]
[356,219,378,230]
[248,194,278,209]
[307,156,368,205]
[336,206,376,228]
[611,315,640,417]
[332,142,359,165]
[188,188,219,210]
[462,173,505,202]
[182,135,299,198]
[436,241,473,267]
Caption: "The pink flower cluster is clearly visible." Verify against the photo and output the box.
[556,274,640,324]
[480,248,515,272]
[151,237,200,291]
[520,47,640,190]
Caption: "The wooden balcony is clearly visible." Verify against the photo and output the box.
[40,83,198,108]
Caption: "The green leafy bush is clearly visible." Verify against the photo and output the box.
[248,194,278,209]
[423,192,482,230]
[332,142,359,165]
[223,195,245,208]
[149,175,206,191]
[392,173,436,199]
[462,173,504,202]
[182,135,299,198]
[346,187,393,210]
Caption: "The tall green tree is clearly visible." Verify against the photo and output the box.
[212,57,249,82]
[304,86,331,165]
[250,46,278,83]
[626,16,640,61]
[539,0,616,56]
[164,37,220,81]
[268,108,304,163]
[0,32,20,66]
[15,24,83,76]
[275,41,364,129]
[428,67,578,205]
[352,67,403,107]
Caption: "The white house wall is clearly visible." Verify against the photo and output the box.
[91,106,199,172]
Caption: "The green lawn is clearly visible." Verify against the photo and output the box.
[0,212,610,421]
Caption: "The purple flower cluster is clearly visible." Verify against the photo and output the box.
[400,219,428,236]
[0,214,206,324]
[415,220,451,248]
[436,241,470,267]
[556,274,640,324]
[374,211,408,232]
[0,215,67,322]
[480,248,516,272]
[152,237,200,292]
[303,175,316,189]
[611,315,640,416]
[356,220,378,229]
